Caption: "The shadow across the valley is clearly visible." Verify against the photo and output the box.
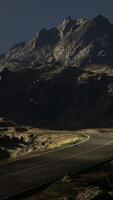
[0,67,113,130]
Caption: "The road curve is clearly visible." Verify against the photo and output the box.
[0,132,113,199]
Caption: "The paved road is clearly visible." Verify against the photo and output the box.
[0,132,113,199]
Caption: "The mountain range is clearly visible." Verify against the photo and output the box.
[0,15,113,129]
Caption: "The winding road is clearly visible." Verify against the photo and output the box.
[0,131,113,199]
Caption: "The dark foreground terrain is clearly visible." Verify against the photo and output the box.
[7,161,113,200]
[38,161,113,200]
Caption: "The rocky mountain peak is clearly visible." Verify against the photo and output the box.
[58,16,77,38]
[76,17,88,25]
[62,16,72,25]
[1,15,113,70]
[93,14,110,23]
[91,15,113,31]
[33,28,60,48]
[84,14,113,45]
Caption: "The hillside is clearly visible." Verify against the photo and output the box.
[0,15,113,129]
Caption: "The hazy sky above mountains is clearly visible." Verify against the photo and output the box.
[0,0,113,53]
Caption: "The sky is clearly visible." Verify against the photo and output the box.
[0,0,113,53]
